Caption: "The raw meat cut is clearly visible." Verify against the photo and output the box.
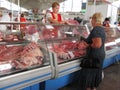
[13,42,44,69]
[66,20,79,25]
[51,41,87,60]
[0,46,23,61]
[42,28,58,39]
[26,25,38,35]
[0,42,44,69]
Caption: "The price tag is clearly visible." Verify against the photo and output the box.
[0,64,12,71]
[64,32,72,34]
[68,51,74,58]
[45,25,54,29]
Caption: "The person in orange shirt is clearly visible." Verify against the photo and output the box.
[20,13,27,29]
[20,13,27,36]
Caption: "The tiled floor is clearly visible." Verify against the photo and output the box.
[59,63,120,90]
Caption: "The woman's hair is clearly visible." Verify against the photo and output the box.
[52,2,59,8]
[92,12,103,24]
[21,13,24,17]
[105,17,110,21]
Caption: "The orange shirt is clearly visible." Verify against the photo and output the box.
[50,12,62,23]
[20,17,26,28]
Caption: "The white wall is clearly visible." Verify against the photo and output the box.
[85,4,108,20]
[59,0,82,12]
[0,0,27,11]
[85,0,120,24]
[108,1,120,24]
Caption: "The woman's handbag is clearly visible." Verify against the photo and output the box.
[80,57,92,68]
[80,56,102,68]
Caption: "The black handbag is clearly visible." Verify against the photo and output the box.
[80,57,92,68]
[80,56,102,68]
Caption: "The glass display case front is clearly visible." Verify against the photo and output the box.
[2,22,120,89]
[1,22,120,77]
[38,24,89,64]
[0,22,50,77]
[104,27,118,51]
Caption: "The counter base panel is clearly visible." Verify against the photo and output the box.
[43,54,120,90]
[45,71,79,90]
[21,84,40,90]
[2,54,120,90]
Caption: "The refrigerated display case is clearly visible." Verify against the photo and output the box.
[1,22,120,90]
[35,24,90,90]
[105,27,120,58]
[0,23,90,89]
[40,25,120,90]
[0,22,55,90]
[38,24,89,78]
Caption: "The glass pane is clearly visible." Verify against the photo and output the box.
[40,24,89,64]
[105,27,117,51]
[0,22,50,77]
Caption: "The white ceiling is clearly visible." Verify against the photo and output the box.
[10,0,66,11]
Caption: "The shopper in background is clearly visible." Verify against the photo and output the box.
[20,13,27,29]
[103,17,110,27]
[46,2,66,24]
[19,13,27,36]
[79,12,106,90]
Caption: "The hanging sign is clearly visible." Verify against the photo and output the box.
[88,0,111,5]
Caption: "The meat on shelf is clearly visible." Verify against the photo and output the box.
[50,40,87,60]
[0,42,44,70]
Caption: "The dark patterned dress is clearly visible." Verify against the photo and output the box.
[79,26,106,90]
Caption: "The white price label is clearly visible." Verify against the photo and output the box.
[64,32,72,34]
[68,51,74,58]
[45,25,54,29]
[0,64,12,71]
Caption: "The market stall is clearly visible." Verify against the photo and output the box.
[0,22,120,90]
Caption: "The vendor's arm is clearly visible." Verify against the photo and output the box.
[47,17,60,24]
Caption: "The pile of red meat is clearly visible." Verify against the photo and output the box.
[66,20,79,25]
[41,28,58,40]
[51,40,87,60]
[25,25,39,35]
[0,42,44,70]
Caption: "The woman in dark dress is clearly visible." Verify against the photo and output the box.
[79,12,106,90]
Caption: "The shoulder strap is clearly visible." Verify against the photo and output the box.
[50,12,62,23]
[58,14,62,22]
